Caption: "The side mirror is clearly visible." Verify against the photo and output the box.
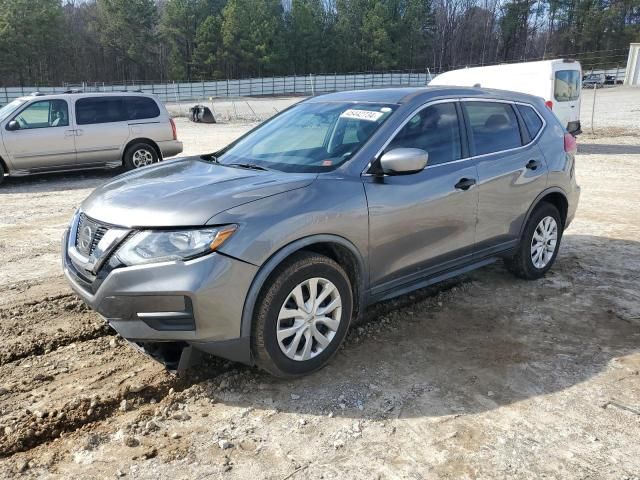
[6,120,19,131]
[379,148,428,175]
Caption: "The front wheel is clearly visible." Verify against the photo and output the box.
[504,202,563,280]
[251,252,353,377]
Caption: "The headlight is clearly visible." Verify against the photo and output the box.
[115,225,237,266]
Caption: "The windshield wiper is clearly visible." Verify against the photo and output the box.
[202,153,219,163]
[225,162,270,171]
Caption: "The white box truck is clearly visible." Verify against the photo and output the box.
[429,59,582,135]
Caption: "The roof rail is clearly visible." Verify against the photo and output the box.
[63,89,84,94]
[29,91,45,96]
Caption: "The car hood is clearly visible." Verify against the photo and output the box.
[81,157,316,227]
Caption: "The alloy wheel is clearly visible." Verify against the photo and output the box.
[132,149,154,168]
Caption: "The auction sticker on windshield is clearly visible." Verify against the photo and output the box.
[340,109,385,122]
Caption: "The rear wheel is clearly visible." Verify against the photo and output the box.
[505,202,563,280]
[0,162,5,184]
[123,142,158,170]
[252,252,353,377]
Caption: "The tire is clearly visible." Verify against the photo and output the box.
[252,251,353,378]
[123,142,158,170]
[0,162,5,184]
[504,202,563,280]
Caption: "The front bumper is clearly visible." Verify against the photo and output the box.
[62,227,257,367]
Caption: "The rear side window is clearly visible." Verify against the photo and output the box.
[386,102,462,165]
[554,70,580,102]
[463,102,522,156]
[76,97,125,125]
[125,96,160,120]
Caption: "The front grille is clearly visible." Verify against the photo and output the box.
[75,213,109,257]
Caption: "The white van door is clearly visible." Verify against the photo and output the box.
[552,68,581,130]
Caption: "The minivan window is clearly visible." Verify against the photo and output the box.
[76,97,126,125]
[387,102,462,165]
[555,70,580,101]
[463,102,522,156]
[217,102,396,173]
[125,96,160,120]
[516,104,544,139]
[12,100,69,129]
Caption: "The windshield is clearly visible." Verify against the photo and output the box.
[0,99,27,122]
[216,102,397,173]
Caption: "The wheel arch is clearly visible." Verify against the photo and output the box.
[239,234,367,340]
[122,138,162,164]
[520,187,569,238]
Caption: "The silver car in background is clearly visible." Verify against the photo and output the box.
[0,91,182,182]
[62,87,580,377]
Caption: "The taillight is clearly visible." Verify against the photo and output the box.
[170,118,177,140]
[545,100,553,110]
[564,132,577,154]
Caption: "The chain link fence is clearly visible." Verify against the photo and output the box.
[0,71,432,107]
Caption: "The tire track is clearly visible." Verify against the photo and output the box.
[0,336,178,458]
[0,294,112,366]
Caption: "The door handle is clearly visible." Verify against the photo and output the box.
[526,160,540,170]
[454,178,476,190]
[64,130,75,138]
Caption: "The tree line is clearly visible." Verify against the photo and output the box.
[0,0,638,86]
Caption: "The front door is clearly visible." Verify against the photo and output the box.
[2,99,76,170]
[364,101,479,296]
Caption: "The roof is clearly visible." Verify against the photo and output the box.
[17,91,156,101]
[307,86,545,105]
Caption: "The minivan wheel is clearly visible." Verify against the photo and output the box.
[124,142,158,170]
[504,202,563,280]
[252,252,353,378]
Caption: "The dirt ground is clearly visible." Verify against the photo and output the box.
[0,92,639,479]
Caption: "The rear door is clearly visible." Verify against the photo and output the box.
[364,101,479,296]
[552,68,581,128]
[2,99,76,170]
[462,100,548,257]
[74,96,131,165]
[124,96,167,142]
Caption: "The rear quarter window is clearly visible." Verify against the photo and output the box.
[516,104,544,139]
[125,96,160,120]
[554,70,580,102]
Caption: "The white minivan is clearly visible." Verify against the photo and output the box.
[429,59,582,135]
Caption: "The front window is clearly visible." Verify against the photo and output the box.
[555,70,580,102]
[0,99,27,123]
[216,102,397,173]
[12,100,69,129]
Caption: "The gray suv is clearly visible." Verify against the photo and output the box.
[0,92,182,181]
[62,87,580,377]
